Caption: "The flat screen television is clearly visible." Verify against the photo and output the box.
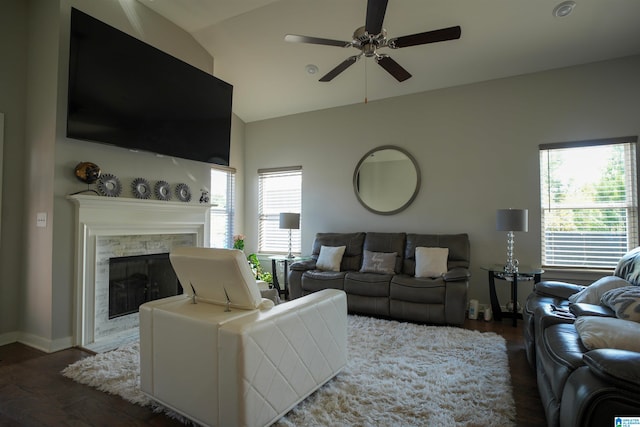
[67,8,232,166]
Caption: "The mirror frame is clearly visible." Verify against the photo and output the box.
[353,145,421,215]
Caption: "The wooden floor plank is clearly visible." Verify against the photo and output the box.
[0,318,546,426]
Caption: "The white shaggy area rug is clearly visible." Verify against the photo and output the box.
[62,315,516,426]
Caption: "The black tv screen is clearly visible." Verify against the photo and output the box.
[67,8,232,166]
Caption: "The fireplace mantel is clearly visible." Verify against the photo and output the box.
[68,194,211,347]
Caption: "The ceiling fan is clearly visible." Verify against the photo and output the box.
[284,0,461,82]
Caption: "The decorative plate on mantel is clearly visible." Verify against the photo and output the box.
[154,180,171,201]
[175,183,192,202]
[97,173,122,197]
[131,178,151,199]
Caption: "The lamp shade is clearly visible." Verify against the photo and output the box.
[496,209,528,232]
[279,212,300,230]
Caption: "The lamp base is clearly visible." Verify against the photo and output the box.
[504,231,519,273]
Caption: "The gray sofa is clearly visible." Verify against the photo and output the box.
[288,232,470,325]
[523,247,640,426]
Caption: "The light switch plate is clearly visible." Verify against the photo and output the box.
[36,212,47,228]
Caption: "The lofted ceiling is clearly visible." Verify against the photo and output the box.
[137,0,640,123]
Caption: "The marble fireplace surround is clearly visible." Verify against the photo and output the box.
[68,195,210,348]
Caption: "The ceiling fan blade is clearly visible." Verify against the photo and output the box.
[365,0,388,36]
[285,34,351,48]
[388,26,461,49]
[376,55,411,82]
[319,56,359,82]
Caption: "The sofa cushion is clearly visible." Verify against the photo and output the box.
[360,250,397,274]
[403,234,470,275]
[301,270,346,293]
[362,232,405,273]
[390,275,446,304]
[316,245,346,271]
[311,233,365,271]
[568,276,630,304]
[613,246,640,286]
[600,286,640,322]
[415,247,449,278]
[575,316,640,352]
[344,272,391,297]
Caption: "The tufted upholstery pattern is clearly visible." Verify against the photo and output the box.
[140,247,348,427]
[219,290,347,427]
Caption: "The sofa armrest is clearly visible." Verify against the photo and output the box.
[289,259,316,271]
[443,267,470,282]
[569,303,615,318]
[534,280,585,299]
[584,349,640,391]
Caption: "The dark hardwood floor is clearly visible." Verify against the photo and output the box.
[0,318,546,426]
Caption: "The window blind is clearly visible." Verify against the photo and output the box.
[540,138,638,268]
[258,167,302,254]
[210,167,235,248]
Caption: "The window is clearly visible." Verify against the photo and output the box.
[540,137,638,268]
[258,167,302,254]
[209,167,235,248]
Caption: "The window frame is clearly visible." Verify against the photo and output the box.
[209,166,235,249]
[539,136,639,269]
[257,166,302,255]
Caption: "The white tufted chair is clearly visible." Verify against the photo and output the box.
[139,247,348,427]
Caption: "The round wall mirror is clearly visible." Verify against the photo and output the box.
[353,145,421,215]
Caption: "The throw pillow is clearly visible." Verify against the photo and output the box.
[575,316,640,352]
[600,286,640,322]
[415,247,449,278]
[568,276,630,304]
[316,245,346,272]
[360,250,397,274]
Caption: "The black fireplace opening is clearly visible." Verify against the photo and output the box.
[108,252,182,319]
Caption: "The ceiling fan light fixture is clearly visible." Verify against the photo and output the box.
[305,64,319,75]
[553,1,576,17]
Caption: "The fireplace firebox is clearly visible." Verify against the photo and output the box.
[108,253,182,319]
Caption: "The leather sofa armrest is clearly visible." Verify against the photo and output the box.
[584,349,640,391]
[443,267,470,282]
[569,303,615,318]
[289,259,316,271]
[534,280,585,299]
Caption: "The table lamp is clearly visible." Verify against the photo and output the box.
[496,208,528,273]
[279,212,300,259]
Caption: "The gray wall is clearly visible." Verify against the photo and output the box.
[0,0,246,350]
[2,0,639,349]
[245,55,640,308]
[0,0,28,342]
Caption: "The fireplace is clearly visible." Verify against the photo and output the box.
[68,195,211,348]
[108,253,182,319]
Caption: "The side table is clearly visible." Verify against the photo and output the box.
[270,255,308,300]
[481,265,544,327]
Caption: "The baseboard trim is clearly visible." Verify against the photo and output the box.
[15,333,74,353]
[0,331,19,347]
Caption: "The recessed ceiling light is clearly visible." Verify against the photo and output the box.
[553,1,576,17]
[305,64,319,75]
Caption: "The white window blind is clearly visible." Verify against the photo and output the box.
[258,167,302,254]
[540,137,638,268]
[209,167,235,248]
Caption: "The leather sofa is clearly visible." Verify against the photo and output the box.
[288,232,470,325]
[523,248,640,426]
[140,247,348,427]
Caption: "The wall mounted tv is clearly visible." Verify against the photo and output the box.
[67,8,232,166]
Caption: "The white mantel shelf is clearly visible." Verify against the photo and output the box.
[68,194,211,347]
[67,194,212,221]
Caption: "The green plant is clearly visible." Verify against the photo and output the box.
[247,253,273,284]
